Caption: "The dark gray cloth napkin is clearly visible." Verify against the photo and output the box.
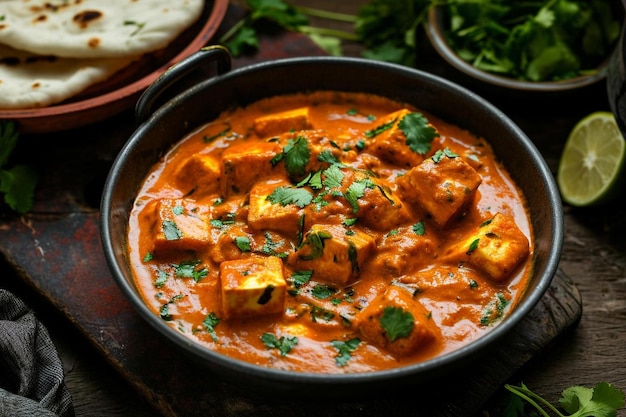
[0,289,74,417]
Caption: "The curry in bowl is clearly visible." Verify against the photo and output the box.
[126,90,532,373]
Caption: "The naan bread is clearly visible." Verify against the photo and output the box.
[0,44,137,109]
[0,0,204,58]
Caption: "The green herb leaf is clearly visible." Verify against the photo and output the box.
[282,136,311,178]
[412,221,426,236]
[234,236,252,252]
[330,338,361,367]
[203,312,220,342]
[399,113,438,155]
[0,165,38,214]
[299,230,332,260]
[380,306,414,342]
[290,270,313,288]
[261,332,298,356]
[162,220,182,240]
[505,382,625,417]
[267,186,313,208]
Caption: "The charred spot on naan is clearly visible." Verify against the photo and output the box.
[73,10,103,29]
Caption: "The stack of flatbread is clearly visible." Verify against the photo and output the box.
[0,0,204,109]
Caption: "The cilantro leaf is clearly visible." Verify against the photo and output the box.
[267,186,313,208]
[0,121,38,214]
[330,338,361,367]
[174,260,208,282]
[261,333,298,356]
[290,270,313,288]
[344,178,375,213]
[505,382,625,417]
[0,165,38,214]
[275,136,311,179]
[398,113,439,155]
[380,306,414,342]
[298,230,332,260]
[203,312,220,342]
[234,236,252,252]
[561,382,625,417]
[322,164,344,188]
[162,220,182,240]
[0,120,18,167]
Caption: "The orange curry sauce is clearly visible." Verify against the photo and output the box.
[127,91,533,373]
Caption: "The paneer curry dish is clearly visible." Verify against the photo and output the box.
[127,91,533,373]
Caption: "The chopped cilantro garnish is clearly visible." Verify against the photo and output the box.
[203,312,220,342]
[172,205,184,215]
[467,238,480,255]
[412,221,426,236]
[142,252,153,262]
[290,270,313,288]
[322,164,344,188]
[174,260,208,282]
[380,306,414,342]
[432,147,459,163]
[399,113,439,155]
[261,333,298,356]
[278,136,311,178]
[365,118,396,138]
[299,230,332,260]
[162,220,182,240]
[154,269,168,288]
[344,178,375,212]
[266,186,313,208]
[234,236,252,252]
[331,338,361,367]
[312,284,337,299]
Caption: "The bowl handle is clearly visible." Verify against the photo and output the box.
[135,45,232,124]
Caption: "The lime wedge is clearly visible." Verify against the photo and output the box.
[557,111,626,207]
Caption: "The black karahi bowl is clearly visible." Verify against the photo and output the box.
[100,46,563,396]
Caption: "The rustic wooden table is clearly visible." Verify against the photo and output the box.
[1,1,625,416]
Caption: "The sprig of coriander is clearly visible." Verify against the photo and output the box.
[0,121,37,214]
[220,0,358,56]
[505,382,625,417]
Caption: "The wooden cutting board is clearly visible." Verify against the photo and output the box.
[0,5,583,416]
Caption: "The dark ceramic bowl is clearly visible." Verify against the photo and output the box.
[425,6,612,94]
[100,47,563,395]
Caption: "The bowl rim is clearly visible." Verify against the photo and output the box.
[100,55,564,389]
[424,6,609,92]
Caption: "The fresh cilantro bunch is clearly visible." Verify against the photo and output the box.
[443,0,621,81]
[0,121,37,214]
[355,0,431,66]
[220,0,357,56]
[505,382,625,417]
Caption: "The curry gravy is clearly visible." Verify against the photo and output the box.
[127,91,533,373]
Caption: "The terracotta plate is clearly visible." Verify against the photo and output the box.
[0,0,229,134]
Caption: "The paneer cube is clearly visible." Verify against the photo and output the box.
[445,213,530,282]
[288,224,376,285]
[355,178,412,231]
[248,180,302,236]
[356,286,440,356]
[368,225,440,277]
[147,198,211,254]
[253,107,312,137]
[368,109,427,168]
[221,141,283,195]
[397,153,482,227]
[219,255,287,320]
[174,154,221,196]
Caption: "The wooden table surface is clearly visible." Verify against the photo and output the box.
[2,1,626,416]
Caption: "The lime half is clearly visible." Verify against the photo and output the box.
[557,111,626,207]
